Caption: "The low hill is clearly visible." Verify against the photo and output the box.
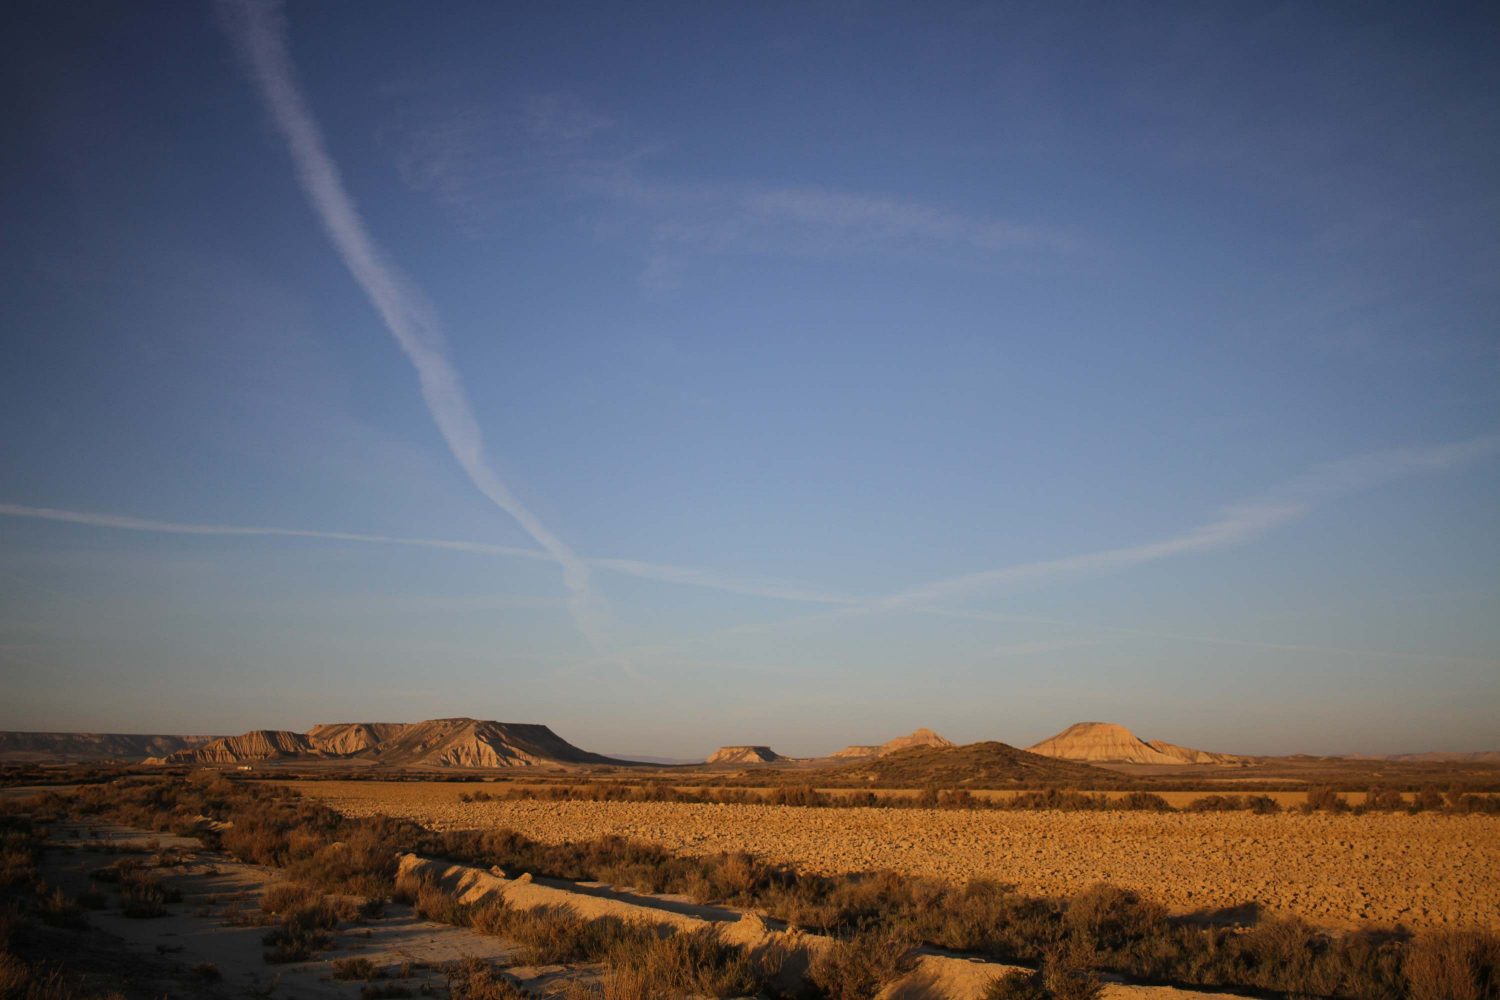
[829,728,955,759]
[0,731,219,762]
[1028,722,1245,766]
[707,745,782,764]
[1346,750,1500,764]
[825,741,1119,787]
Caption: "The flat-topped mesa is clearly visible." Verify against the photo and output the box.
[707,745,782,764]
[830,744,882,758]
[1028,721,1244,766]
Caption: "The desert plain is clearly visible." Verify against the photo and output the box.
[293,779,1500,932]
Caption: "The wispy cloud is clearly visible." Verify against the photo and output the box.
[381,92,1074,286]
[990,637,1104,658]
[0,504,851,606]
[215,1,615,664]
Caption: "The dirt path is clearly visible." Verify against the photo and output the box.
[297,780,1500,930]
[37,824,566,998]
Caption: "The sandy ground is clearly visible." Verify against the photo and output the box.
[295,781,1500,931]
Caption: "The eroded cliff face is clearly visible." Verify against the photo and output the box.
[163,729,315,764]
[306,722,411,756]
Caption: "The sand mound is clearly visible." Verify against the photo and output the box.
[707,745,782,764]
[1028,722,1244,765]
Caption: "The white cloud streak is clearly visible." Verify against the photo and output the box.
[215,1,614,663]
[0,504,851,606]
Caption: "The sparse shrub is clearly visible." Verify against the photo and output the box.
[1404,930,1500,1000]
[1113,792,1172,812]
[1415,786,1446,812]
[361,986,415,999]
[333,956,385,980]
[983,967,1049,1000]
[261,921,332,963]
[33,886,88,930]
[261,881,319,916]
[118,871,180,918]
[809,926,916,999]
[191,962,222,981]
[444,959,528,999]
[75,885,108,910]
[1041,940,1103,1000]
[1246,794,1281,814]
[1364,786,1408,812]
[1065,883,1166,953]
[1305,786,1351,813]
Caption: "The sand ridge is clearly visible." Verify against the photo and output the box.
[296,781,1500,931]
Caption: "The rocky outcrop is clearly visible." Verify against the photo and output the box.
[707,745,782,764]
[1028,722,1244,766]
[830,728,955,759]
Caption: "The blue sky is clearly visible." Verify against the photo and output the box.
[2,1,1496,757]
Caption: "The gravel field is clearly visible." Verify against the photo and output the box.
[290,780,1499,931]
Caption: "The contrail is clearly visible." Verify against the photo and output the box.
[0,504,853,605]
[215,0,614,662]
[0,504,548,560]
[877,433,1500,611]
[710,433,1500,635]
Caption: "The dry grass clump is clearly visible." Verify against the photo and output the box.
[116,870,180,918]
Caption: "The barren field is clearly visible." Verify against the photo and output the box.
[291,780,1500,932]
